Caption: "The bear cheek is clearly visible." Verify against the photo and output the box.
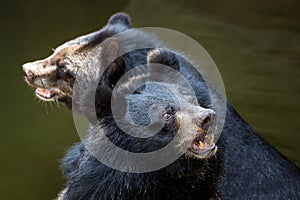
[175,112,193,132]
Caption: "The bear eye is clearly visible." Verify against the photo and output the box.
[162,113,172,121]
[190,98,198,105]
[56,60,66,69]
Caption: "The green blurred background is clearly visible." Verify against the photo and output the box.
[0,0,299,199]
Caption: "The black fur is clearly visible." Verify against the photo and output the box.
[61,141,223,200]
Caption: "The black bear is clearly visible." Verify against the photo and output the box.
[22,13,158,109]
[58,49,224,200]
[22,13,300,199]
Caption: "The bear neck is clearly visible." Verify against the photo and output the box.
[63,153,222,200]
[62,129,224,200]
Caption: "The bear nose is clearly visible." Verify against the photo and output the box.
[22,63,35,78]
[195,110,216,131]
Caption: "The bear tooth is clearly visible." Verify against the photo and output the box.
[199,141,205,148]
[211,134,214,142]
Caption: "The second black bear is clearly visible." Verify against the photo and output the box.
[58,50,224,200]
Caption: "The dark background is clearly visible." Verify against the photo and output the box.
[0,0,299,199]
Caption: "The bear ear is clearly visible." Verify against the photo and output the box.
[100,39,126,88]
[108,12,131,28]
[147,49,180,71]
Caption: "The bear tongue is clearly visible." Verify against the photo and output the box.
[192,140,215,151]
[35,88,56,99]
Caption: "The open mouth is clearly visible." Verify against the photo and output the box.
[189,134,217,159]
[35,88,57,101]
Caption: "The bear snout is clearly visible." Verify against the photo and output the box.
[22,59,57,79]
[22,62,36,79]
[193,109,216,132]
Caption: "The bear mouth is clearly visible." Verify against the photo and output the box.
[24,76,59,101]
[188,134,217,159]
[35,88,57,101]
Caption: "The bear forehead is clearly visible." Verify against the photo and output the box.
[128,95,178,110]
[128,83,183,106]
